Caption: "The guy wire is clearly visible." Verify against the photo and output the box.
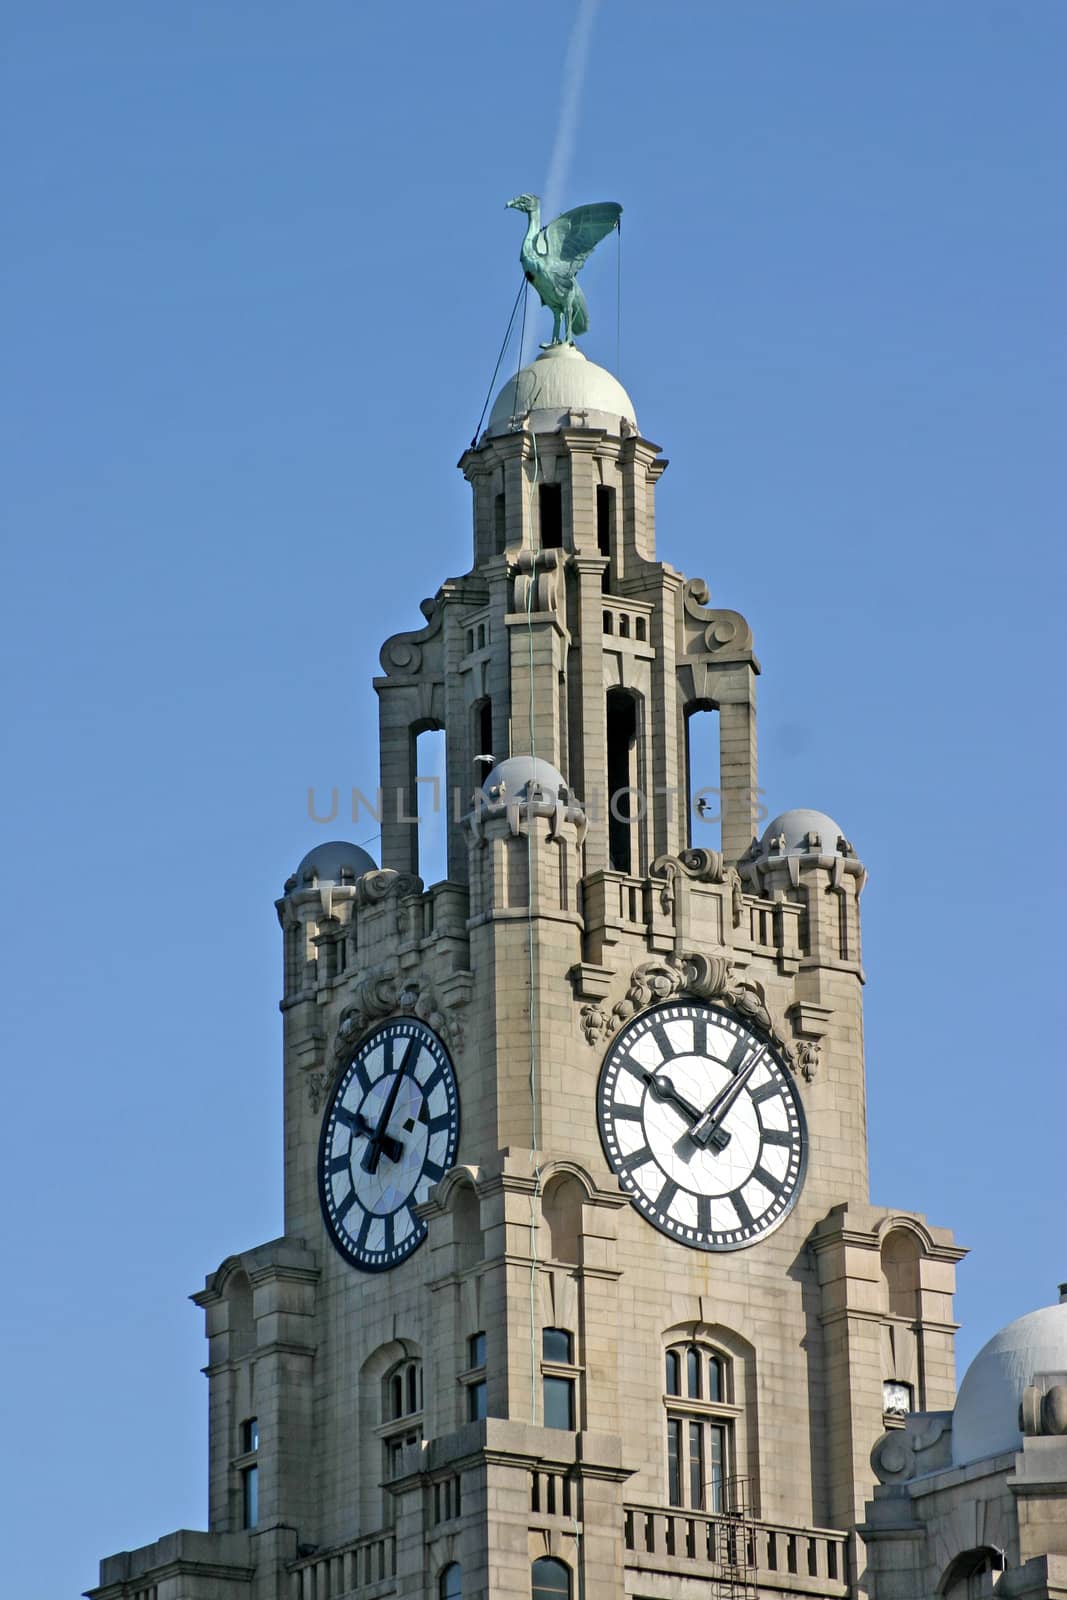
[470,276,527,449]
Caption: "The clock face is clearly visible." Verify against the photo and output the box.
[597,1001,806,1252]
[318,1018,459,1272]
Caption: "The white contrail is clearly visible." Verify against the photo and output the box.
[520,0,602,365]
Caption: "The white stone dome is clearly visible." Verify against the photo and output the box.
[953,1300,1067,1466]
[757,809,853,859]
[287,839,377,894]
[481,756,570,802]
[485,343,637,439]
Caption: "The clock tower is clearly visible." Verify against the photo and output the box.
[89,338,967,1600]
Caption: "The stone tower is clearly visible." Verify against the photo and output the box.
[89,342,966,1600]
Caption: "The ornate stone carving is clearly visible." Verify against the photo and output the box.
[681,578,754,658]
[578,950,818,1080]
[650,849,726,914]
[511,546,563,614]
[871,1414,953,1483]
[301,968,465,1111]
[378,596,443,679]
[1021,1381,1067,1436]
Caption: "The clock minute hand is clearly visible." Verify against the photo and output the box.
[361,1039,418,1174]
[689,1048,767,1152]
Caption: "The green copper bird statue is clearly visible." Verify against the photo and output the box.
[506,193,622,347]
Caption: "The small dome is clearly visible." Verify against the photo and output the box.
[485,343,637,440]
[287,839,377,894]
[953,1299,1067,1466]
[757,809,854,860]
[481,756,570,802]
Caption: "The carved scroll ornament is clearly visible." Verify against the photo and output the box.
[579,952,819,1081]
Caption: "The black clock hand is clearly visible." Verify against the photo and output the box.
[336,1106,403,1164]
[643,1069,704,1125]
[361,1037,420,1174]
[689,1048,767,1151]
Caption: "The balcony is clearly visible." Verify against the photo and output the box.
[624,1504,849,1598]
[289,1529,396,1599]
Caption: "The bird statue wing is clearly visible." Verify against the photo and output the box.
[542,202,622,274]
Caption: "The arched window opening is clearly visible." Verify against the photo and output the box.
[439,1562,462,1600]
[494,490,507,553]
[532,1557,572,1600]
[539,483,563,548]
[881,1229,921,1321]
[664,1340,735,1513]
[413,725,448,887]
[597,485,614,593]
[383,1355,423,1480]
[543,1174,582,1264]
[939,1548,1004,1600]
[607,689,641,874]
[226,1270,254,1359]
[453,1183,483,1274]
[686,703,721,853]
[473,698,493,766]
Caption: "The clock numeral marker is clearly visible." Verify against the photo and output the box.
[610,1102,644,1122]
[426,1113,453,1135]
[721,1035,752,1074]
[421,1066,444,1097]
[692,1014,707,1058]
[731,1190,755,1229]
[649,1022,673,1063]
[355,1211,372,1251]
[335,1190,357,1224]
[697,1196,712,1235]
[750,1080,780,1106]
[382,1215,395,1253]
[655,1178,679,1213]
[352,1060,371,1096]
[619,1145,656,1172]
[754,1165,784,1194]
[423,1159,445,1183]
[760,1126,792,1145]
[328,1153,351,1176]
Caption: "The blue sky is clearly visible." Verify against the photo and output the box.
[2,3,1064,1594]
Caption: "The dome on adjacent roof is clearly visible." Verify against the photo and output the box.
[952,1299,1067,1466]
[287,839,377,894]
[481,756,570,801]
[756,809,853,860]
[484,343,637,440]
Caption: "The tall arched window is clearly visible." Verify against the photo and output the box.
[532,1557,571,1600]
[439,1561,462,1600]
[383,1355,423,1479]
[664,1340,734,1512]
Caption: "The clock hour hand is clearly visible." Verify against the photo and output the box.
[689,1048,767,1152]
[361,1037,419,1174]
[643,1069,704,1126]
[337,1106,403,1164]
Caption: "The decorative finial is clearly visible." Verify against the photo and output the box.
[506,193,621,348]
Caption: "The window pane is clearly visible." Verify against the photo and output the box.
[242,1464,258,1528]
[542,1327,572,1364]
[242,1417,259,1453]
[667,1418,682,1506]
[469,1331,486,1368]
[468,1380,487,1421]
[439,1562,462,1600]
[689,1421,705,1509]
[665,1350,680,1395]
[543,1375,575,1430]
[686,1347,701,1399]
[708,1356,724,1404]
[531,1557,571,1600]
[407,1364,418,1414]
[390,1373,403,1419]
[709,1423,726,1512]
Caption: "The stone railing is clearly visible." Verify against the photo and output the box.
[624,1505,849,1597]
[602,598,653,645]
[289,1529,396,1600]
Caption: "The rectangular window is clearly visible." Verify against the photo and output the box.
[494,491,507,552]
[543,1374,575,1430]
[468,1379,487,1421]
[241,1463,259,1528]
[542,1327,572,1363]
[709,1422,726,1512]
[241,1417,259,1453]
[539,483,563,548]
[469,1331,486,1368]
[688,1421,705,1510]
[667,1418,682,1506]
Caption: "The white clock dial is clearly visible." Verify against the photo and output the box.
[318,1018,459,1272]
[597,1002,806,1251]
